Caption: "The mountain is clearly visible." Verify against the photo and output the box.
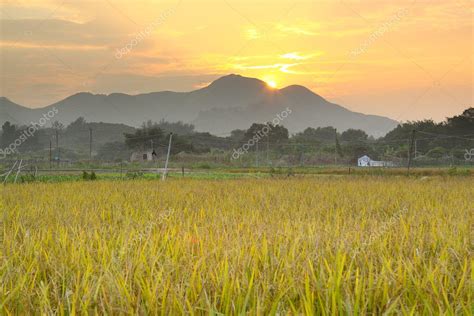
[0,74,397,136]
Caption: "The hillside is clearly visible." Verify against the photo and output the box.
[1,74,398,136]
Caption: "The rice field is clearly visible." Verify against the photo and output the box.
[1,177,472,314]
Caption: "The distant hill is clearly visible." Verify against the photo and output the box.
[0,74,398,136]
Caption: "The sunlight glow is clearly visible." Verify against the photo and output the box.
[267,80,277,88]
[263,75,278,88]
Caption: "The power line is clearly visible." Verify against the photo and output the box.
[414,130,474,141]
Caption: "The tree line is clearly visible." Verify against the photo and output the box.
[1,107,472,163]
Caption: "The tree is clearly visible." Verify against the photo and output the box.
[243,123,289,143]
[124,125,164,150]
[1,121,17,147]
[156,119,195,135]
[52,121,64,131]
[340,129,368,142]
[96,141,131,161]
[292,126,336,143]
[167,133,195,154]
[335,133,344,157]
[229,129,246,142]
[67,117,87,132]
[446,107,473,134]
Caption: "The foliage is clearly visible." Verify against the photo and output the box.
[381,108,474,157]
[0,121,44,152]
[126,171,144,179]
[82,171,97,180]
[67,117,87,132]
[1,121,17,146]
[292,126,336,144]
[155,119,195,135]
[124,124,164,150]
[243,123,289,143]
[340,129,368,142]
[96,141,131,161]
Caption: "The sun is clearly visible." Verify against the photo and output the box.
[263,76,278,88]
[266,80,277,88]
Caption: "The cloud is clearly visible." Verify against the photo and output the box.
[280,52,322,60]
[0,41,108,51]
[0,0,471,122]
[276,23,319,36]
[0,18,126,48]
[234,63,301,74]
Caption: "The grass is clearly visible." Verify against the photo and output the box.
[1,177,472,314]
[2,166,472,184]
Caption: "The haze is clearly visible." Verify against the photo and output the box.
[0,0,472,122]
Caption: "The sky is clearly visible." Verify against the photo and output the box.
[0,0,472,122]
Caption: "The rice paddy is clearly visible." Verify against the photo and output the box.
[1,176,472,314]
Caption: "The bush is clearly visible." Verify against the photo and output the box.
[82,171,89,180]
[20,174,36,183]
[82,171,97,181]
[126,171,144,179]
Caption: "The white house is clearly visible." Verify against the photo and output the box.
[358,155,371,167]
[358,155,394,167]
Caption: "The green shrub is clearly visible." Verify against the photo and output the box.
[82,171,97,181]
[126,171,144,179]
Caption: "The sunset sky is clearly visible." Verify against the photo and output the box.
[0,0,472,122]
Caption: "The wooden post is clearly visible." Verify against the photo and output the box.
[89,128,93,161]
[56,129,60,168]
[266,138,269,166]
[162,133,173,181]
[49,139,52,170]
[407,129,416,175]
[256,141,259,168]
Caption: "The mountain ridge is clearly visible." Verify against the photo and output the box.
[0,74,398,136]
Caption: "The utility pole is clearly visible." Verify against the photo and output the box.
[407,129,416,175]
[256,141,259,168]
[266,137,270,166]
[334,128,338,165]
[55,129,60,168]
[89,128,93,161]
[414,139,418,159]
[49,139,52,170]
[162,133,173,181]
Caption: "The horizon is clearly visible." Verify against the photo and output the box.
[1,1,472,123]
[2,73,400,121]
[1,73,470,124]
